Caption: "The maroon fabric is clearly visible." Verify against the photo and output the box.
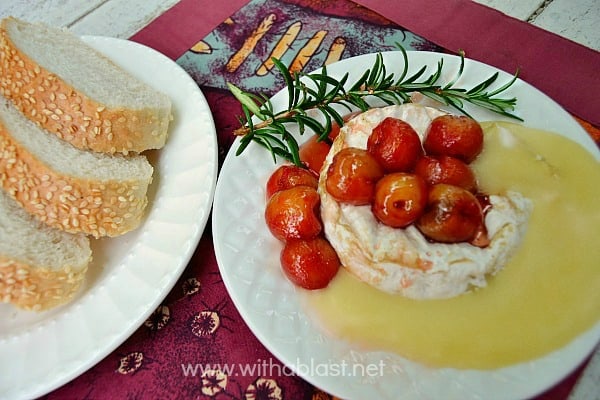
[353,0,600,126]
[39,1,598,399]
[130,0,250,60]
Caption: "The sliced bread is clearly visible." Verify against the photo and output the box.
[0,17,172,154]
[0,97,153,237]
[0,187,91,311]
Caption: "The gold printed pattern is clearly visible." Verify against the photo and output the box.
[289,30,328,73]
[226,13,277,73]
[257,21,302,76]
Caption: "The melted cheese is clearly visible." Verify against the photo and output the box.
[307,121,600,369]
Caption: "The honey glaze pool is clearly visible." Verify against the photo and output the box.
[306,122,600,369]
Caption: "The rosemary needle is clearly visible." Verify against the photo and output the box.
[229,46,522,165]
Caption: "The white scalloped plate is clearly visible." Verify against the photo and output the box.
[213,51,600,400]
[0,37,217,399]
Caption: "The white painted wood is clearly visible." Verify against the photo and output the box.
[0,0,105,27]
[472,0,546,20]
[1,0,598,53]
[0,0,179,39]
[69,0,180,38]
[533,0,600,51]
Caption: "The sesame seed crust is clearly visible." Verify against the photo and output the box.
[0,124,151,238]
[0,257,88,311]
[0,22,171,155]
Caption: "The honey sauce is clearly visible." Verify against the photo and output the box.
[307,122,600,369]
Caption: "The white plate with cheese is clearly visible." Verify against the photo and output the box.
[212,50,600,400]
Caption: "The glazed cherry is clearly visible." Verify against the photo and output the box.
[414,155,478,192]
[280,237,341,290]
[416,184,485,243]
[372,173,428,228]
[266,164,318,199]
[326,120,342,142]
[367,117,423,172]
[265,186,322,242]
[325,147,384,205]
[423,115,484,163]
[298,111,361,175]
[298,136,332,176]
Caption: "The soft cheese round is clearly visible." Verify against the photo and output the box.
[318,104,532,299]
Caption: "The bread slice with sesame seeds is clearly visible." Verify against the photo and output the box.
[0,97,153,238]
[0,17,172,155]
[0,187,91,311]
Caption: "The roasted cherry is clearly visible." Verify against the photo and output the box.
[372,173,428,228]
[266,164,318,199]
[325,147,384,205]
[326,120,342,142]
[265,186,322,242]
[298,111,361,175]
[367,117,423,172]
[423,115,484,163]
[414,155,478,192]
[280,237,341,290]
[416,184,484,243]
[299,135,332,176]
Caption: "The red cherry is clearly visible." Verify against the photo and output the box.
[280,237,341,290]
[298,136,332,176]
[266,164,318,199]
[325,147,384,205]
[367,117,423,172]
[297,111,364,175]
[414,155,478,192]
[423,115,484,163]
[265,186,322,242]
[372,173,428,228]
[416,184,484,243]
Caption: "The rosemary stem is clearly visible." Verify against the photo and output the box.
[228,47,521,164]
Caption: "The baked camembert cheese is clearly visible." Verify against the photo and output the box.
[318,104,532,299]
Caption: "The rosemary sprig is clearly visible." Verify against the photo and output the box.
[229,46,522,165]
